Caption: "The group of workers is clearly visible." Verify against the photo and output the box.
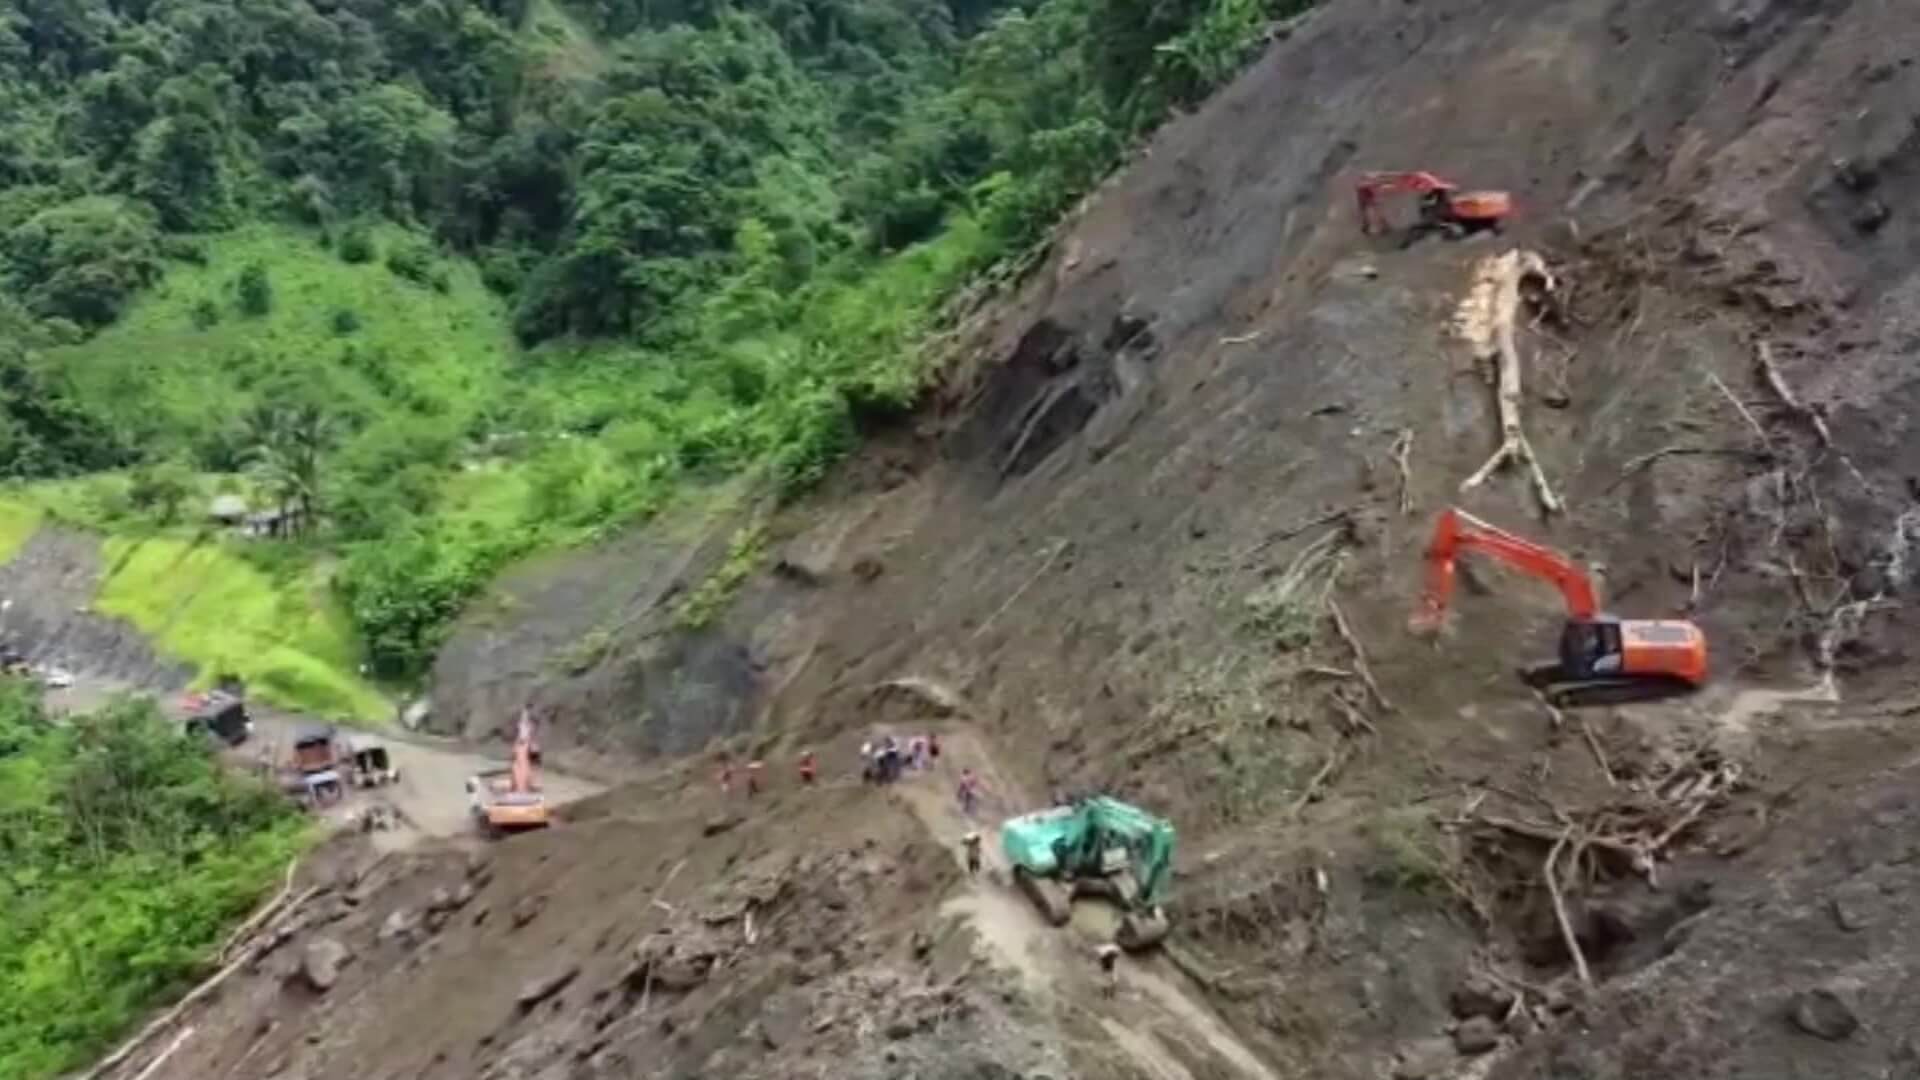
[715,748,818,797]
[860,732,940,783]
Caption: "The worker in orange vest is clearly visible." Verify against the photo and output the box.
[798,750,817,785]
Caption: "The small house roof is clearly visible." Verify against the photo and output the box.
[209,494,248,520]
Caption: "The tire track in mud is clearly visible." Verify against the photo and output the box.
[894,726,1280,1080]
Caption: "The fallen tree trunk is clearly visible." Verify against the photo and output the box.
[1454,250,1563,514]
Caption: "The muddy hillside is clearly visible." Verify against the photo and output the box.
[109,1,1920,1078]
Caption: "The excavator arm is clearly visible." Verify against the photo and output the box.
[1414,507,1600,629]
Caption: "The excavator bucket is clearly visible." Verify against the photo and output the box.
[1117,908,1171,950]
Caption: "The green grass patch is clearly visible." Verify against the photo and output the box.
[49,223,512,466]
[0,496,42,564]
[94,536,389,722]
[675,523,770,630]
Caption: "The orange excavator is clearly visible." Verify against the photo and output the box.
[1356,171,1512,240]
[1411,508,1708,707]
[468,710,549,836]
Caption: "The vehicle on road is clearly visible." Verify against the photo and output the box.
[348,735,400,787]
[183,689,254,746]
[292,724,341,774]
[468,711,548,837]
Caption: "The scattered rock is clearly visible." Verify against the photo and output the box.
[1391,1037,1457,1079]
[517,965,581,1010]
[299,938,352,992]
[704,815,742,837]
[911,931,934,961]
[1789,985,1860,1041]
[1853,200,1891,235]
[512,894,548,930]
[466,851,494,883]
[1504,1006,1539,1041]
[851,556,884,582]
[1454,1016,1501,1055]
[1450,974,1516,1019]
[1830,892,1871,932]
[379,908,420,945]
[427,887,459,913]
[885,1018,916,1040]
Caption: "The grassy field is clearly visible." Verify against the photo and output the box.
[94,536,389,722]
[49,223,513,464]
[0,499,41,564]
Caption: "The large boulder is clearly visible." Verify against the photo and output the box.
[300,938,352,992]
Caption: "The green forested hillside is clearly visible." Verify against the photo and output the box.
[0,684,307,1078]
[0,0,1302,683]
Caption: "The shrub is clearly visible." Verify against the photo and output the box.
[385,241,436,285]
[331,308,362,335]
[126,458,196,524]
[236,262,273,316]
[338,225,376,265]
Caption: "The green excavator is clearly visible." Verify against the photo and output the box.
[999,796,1174,950]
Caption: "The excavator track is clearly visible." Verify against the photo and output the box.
[1013,866,1073,926]
[1541,675,1695,709]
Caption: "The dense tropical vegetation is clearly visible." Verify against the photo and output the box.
[0,683,306,1079]
[0,0,1307,687]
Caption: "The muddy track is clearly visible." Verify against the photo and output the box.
[898,726,1280,1080]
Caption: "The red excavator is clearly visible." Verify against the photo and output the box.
[468,710,549,836]
[1356,171,1512,240]
[1411,508,1708,707]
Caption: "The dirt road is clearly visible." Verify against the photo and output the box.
[45,679,602,851]
[896,726,1280,1080]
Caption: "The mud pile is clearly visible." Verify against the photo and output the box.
[105,0,1920,1077]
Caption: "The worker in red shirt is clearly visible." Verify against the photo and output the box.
[798,750,817,785]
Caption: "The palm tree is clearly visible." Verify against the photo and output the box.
[243,399,334,536]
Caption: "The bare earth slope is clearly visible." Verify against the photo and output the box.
[97,1,1920,1078]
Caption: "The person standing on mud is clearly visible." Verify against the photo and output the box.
[927,731,941,768]
[717,756,734,796]
[798,749,817,786]
[860,741,875,784]
[957,768,980,817]
[961,830,982,876]
[1096,943,1121,997]
[747,758,764,797]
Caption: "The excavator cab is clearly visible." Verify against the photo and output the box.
[1558,618,1625,678]
[1529,616,1705,706]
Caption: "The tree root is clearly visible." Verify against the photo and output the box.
[1545,829,1593,989]
[1390,428,1414,515]
[1328,599,1392,714]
